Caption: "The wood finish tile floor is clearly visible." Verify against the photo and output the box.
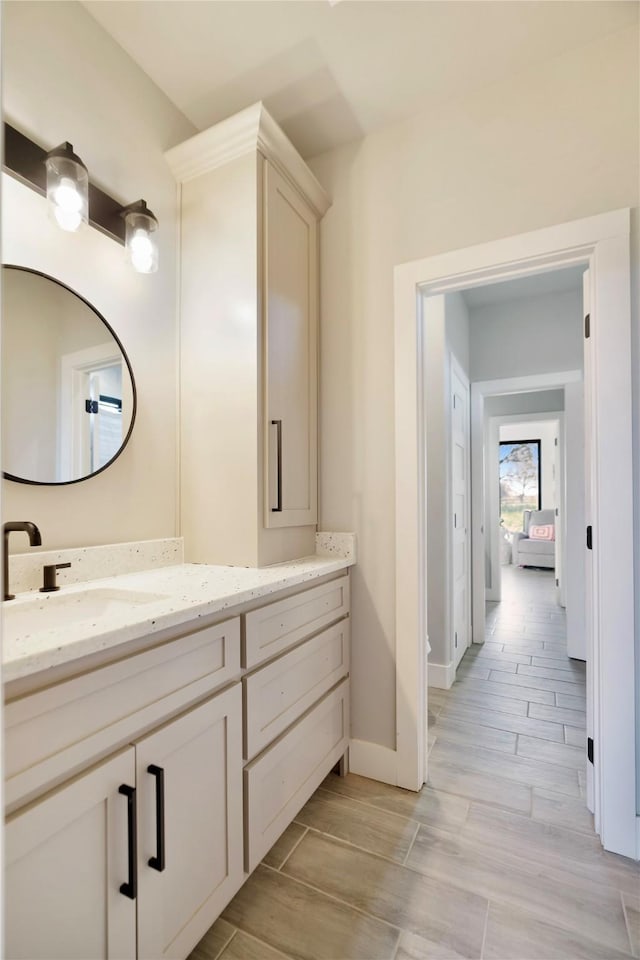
[190,567,639,960]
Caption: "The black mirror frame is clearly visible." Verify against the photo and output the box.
[2,264,137,486]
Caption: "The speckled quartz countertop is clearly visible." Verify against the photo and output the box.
[3,548,354,684]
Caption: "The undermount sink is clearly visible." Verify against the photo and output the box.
[3,587,170,637]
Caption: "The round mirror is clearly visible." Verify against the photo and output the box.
[2,265,136,485]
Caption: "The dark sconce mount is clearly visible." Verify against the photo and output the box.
[3,123,159,272]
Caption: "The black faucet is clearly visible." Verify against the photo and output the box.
[3,521,42,601]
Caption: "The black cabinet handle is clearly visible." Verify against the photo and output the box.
[147,764,166,872]
[119,784,137,899]
[271,419,282,512]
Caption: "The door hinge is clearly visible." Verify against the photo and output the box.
[555,578,559,587]
[554,437,558,446]
[587,737,594,764]
[585,313,591,339]
[586,525,593,551]
[85,399,98,414]
[555,508,559,517]
[454,513,457,529]
[454,631,458,649]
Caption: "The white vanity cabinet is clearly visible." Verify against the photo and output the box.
[166,103,330,567]
[5,747,137,960]
[4,570,351,960]
[5,689,243,960]
[4,618,244,960]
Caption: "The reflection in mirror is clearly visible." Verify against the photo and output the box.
[2,266,136,485]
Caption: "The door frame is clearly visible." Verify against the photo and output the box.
[471,375,579,640]
[393,208,636,858]
[486,408,564,608]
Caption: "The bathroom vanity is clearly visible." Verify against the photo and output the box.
[4,552,352,959]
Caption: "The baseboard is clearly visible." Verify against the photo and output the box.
[428,660,456,689]
[349,739,397,786]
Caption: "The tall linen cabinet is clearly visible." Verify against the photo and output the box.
[166,103,331,566]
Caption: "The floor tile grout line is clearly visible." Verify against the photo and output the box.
[260,858,405,938]
[229,928,297,960]
[435,708,566,744]
[479,899,490,959]
[307,823,425,870]
[620,889,637,958]
[310,785,426,833]
[277,825,309,871]
[432,733,586,787]
[212,926,237,960]
[477,894,636,960]
[464,795,604,844]
[390,929,403,960]
[401,821,421,866]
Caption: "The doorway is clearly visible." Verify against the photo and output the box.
[393,209,635,858]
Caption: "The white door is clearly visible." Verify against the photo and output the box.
[136,686,244,960]
[5,748,137,960]
[583,268,596,817]
[451,357,471,669]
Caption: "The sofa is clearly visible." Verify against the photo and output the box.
[511,508,555,569]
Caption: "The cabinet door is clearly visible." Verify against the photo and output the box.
[136,685,243,960]
[5,748,136,960]
[264,160,318,528]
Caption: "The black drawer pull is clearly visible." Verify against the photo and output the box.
[119,784,137,899]
[147,764,166,872]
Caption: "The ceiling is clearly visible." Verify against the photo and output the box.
[82,1,637,158]
[463,265,585,309]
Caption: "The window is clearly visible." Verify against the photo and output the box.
[499,440,541,533]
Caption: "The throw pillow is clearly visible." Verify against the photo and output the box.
[529,523,555,541]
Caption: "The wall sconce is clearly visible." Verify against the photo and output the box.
[45,142,89,232]
[3,123,159,274]
[122,200,159,274]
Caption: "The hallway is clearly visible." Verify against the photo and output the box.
[427,565,639,958]
[190,567,639,960]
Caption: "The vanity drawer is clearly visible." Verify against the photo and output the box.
[243,575,349,669]
[243,619,349,761]
[244,678,349,872]
[5,617,240,809]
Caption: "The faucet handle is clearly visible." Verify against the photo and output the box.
[40,562,72,593]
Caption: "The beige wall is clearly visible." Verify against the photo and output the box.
[310,20,639,749]
[2,1,195,550]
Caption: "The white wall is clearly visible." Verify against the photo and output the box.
[499,421,558,513]
[309,19,638,750]
[470,289,583,382]
[2,1,195,550]
[485,390,565,418]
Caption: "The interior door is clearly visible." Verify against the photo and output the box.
[451,357,471,670]
[583,267,595,817]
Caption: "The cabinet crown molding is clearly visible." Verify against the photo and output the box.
[165,101,331,217]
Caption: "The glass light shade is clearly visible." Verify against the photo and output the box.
[124,204,159,274]
[45,144,89,233]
